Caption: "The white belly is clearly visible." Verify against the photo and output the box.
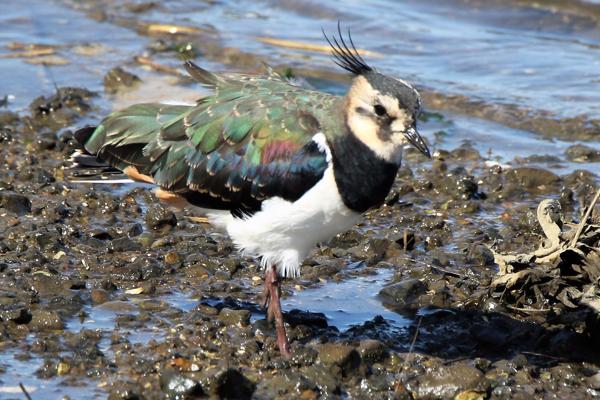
[208,165,360,278]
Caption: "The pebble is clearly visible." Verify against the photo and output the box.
[415,361,486,398]
[378,278,427,310]
[30,309,64,331]
[159,371,203,398]
[317,343,361,375]
[218,308,251,326]
[565,144,600,162]
[0,192,31,215]
[91,288,110,305]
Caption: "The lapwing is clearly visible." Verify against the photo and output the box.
[73,27,430,358]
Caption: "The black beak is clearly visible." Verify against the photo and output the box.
[404,127,431,158]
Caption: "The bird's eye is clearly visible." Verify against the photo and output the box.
[373,104,387,117]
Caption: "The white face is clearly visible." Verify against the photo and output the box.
[346,75,424,164]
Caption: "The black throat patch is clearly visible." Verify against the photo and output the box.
[330,129,399,213]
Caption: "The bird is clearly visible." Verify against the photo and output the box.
[72,26,430,358]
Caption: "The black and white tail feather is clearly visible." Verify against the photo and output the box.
[68,127,134,184]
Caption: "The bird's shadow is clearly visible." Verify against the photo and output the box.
[200,295,599,367]
[340,306,600,367]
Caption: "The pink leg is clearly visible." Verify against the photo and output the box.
[262,265,291,358]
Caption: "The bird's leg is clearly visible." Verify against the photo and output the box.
[262,265,291,358]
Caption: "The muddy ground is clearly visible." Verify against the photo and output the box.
[1,1,600,399]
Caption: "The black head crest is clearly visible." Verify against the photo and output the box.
[323,22,373,76]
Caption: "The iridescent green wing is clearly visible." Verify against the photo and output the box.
[80,62,339,214]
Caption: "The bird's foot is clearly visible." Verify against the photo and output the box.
[261,265,291,358]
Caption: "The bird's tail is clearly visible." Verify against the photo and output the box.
[67,126,133,183]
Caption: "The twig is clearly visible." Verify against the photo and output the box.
[430,266,464,279]
[19,383,32,400]
[570,187,600,247]
[395,316,422,392]
[506,304,550,313]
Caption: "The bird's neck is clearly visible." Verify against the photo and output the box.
[329,127,400,213]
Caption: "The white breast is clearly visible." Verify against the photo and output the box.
[208,136,360,278]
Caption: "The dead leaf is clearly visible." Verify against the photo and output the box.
[257,37,382,57]
[491,269,535,289]
[125,287,144,295]
[0,48,55,58]
[25,55,69,65]
[141,23,208,35]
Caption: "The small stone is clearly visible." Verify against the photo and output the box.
[586,372,600,390]
[317,343,361,375]
[159,371,203,398]
[378,278,427,310]
[103,67,141,94]
[30,309,64,331]
[126,223,143,237]
[505,167,560,191]
[358,339,387,363]
[565,144,600,162]
[57,361,70,376]
[91,288,110,305]
[0,192,31,216]
[0,305,32,324]
[164,251,181,265]
[415,361,486,398]
[109,236,141,253]
[215,369,255,400]
[455,390,487,400]
[145,204,177,231]
[218,308,251,326]
[285,309,328,328]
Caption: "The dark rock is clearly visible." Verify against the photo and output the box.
[90,228,112,240]
[29,87,96,130]
[35,232,60,251]
[0,305,32,324]
[159,371,203,398]
[109,236,142,253]
[218,308,251,326]
[254,372,317,398]
[0,191,31,215]
[465,244,495,266]
[352,238,390,265]
[565,144,600,162]
[145,204,177,231]
[36,132,57,150]
[379,278,427,310]
[301,365,340,396]
[0,129,13,143]
[285,309,328,328]
[215,369,255,400]
[30,309,64,331]
[104,67,141,94]
[358,339,387,363]
[505,167,560,192]
[107,388,142,400]
[317,343,361,376]
[126,223,143,237]
[415,361,486,398]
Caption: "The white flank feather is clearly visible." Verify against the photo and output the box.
[210,158,359,278]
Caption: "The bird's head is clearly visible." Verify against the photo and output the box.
[325,27,430,164]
